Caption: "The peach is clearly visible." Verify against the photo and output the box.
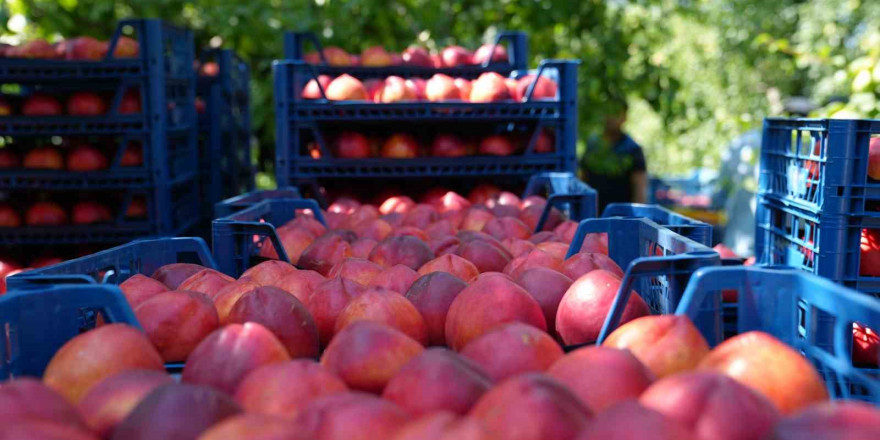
[388,226,430,242]
[295,392,409,440]
[299,235,353,276]
[482,217,531,241]
[368,236,435,270]
[379,196,416,215]
[478,135,516,156]
[467,184,502,205]
[361,46,393,67]
[328,197,360,214]
[328,258,383,285]
[469,72,512,102]
[240,260,296,286]
[378,76,417,102]
[577,232,610,255]
[306,277,368,347]
[528,231,558,244]
[504,249,563,279]
[561,252,624,279]
[369,264,419,294]
[334,287,428,344]
[332,131,371,159]
[769,401,880,440]
[227,286,320,359]
[43,324,164,404]
[515,267,573,335]
[454,78,473,101]
[0,420,97,440]
[425,220,458,240]
[352,238,379,259]
[417,254,479,281]
[286,215,327,237]
[503,237,537,258]
[112,383,241,440]
[0,378,88,429]
[178,269,235,298]
[553,221,579,243]
[392,412,495,440]
[119,274,168,308]
[535,242,569,260]
[440,46,473,67]
[197,414,304,440]
[547,346,654,412]
[182,323,291,394]
[273,269,325,303]
[325,74,368,101]
[520,204,563,232]
[382,348,491,415]
[556,269,650,346]
[640,372,780,440]
[405,272,468,346]
[431,236,462,256]
[403,204,439,229]
[456,239,512,274]
[514,75,557,101]
[426,74,462,101]
[134,290,219,362]
[213,279,261,322]
[321,322,424,393]
[318,46,352,66]
[78,370,173,438]
[459,208,495,232]
[470,373,592,440]
[302,74,332,99]
[460,323,563,382]
[577,401,695,440]
[381,212,405,228]
[604,315,710,378]
[402,46,432,67]
[234,360,348,418]
[151,263,206,289]
[473,43,508,65]
[698,331,829,414]
[381,133,419,158]
[445,273,546,350]
[431,134,469,157]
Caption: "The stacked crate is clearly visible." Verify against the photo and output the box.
[755,118,880,297]
[196,48,253,222]
[0,19,199,266]
[273,31,578,199]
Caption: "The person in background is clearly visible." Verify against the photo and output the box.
[579,102,648,212]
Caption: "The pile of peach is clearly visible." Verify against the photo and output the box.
[0,91,141,117]
[0,198,146,228]
[303,42,509,69]
[303,71,557,103]
[0,36,138,60]
[3,186,880,439]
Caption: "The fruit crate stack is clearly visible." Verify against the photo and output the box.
[273,31,578,198]
[196,48,253,222]
[0,19,199,275]
[756,118,880,297]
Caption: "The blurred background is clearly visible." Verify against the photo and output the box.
[3,0,878,237]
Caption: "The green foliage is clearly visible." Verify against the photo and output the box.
[5,0,880,179]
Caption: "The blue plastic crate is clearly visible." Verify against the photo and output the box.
[283,31,528,79]
[676,266,880,404]
[756,197,880,297]
[273,59,578,183]
[565,217,720,345]
[0,284,142,378]
[212,198,326,277]
[8,237,216,288]
[759,118,880,216]
[522,172,597,230]
[0,19,199,243]
[213,186,302,219]
[197,48,253,219]
[603,203,713,247]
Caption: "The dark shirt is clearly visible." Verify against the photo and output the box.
[580,133,646,213]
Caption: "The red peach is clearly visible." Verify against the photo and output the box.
[334,287,428,344]
[418,254,480,281]
[213,279,261,323]
[548,346,655,412]
[240,260,297,287]
[352,238,379,259]
[134,290,219,362]
[328,258,384,285]
[368,264,419,294]
[604,315,710,378]
[456,239,512,274]
[577,401,694,440]
[321,322,425,393]
[368,236,435,270]
[43,324,164,403]
[403,204,439,229]
[388,226,430,242]
[258,227,316,264]
[273,269,325,304]
[482,217,531,241]
[392,412,496,440]
[515,267,573,335]
[0,420,98,440]
[295,392,409,440]
[182,323,291,394]
[78,370,173,438]
[382,348,492,416]
[234,360,348,418]
[227,286,320,359]
[178,268,235,298]
[306,277,368,347]
[302,74,332,99]
[119,274,168,308]
[503,237,537,258]
[405,272,469,346]
[504,249,564,279]
[325,74,368,101]
[561,252,624,279]
[197,414,305,440]
[299,235,354,276]
[0,378,88,430]
[151,263,208,289]
[460,323,563,382]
